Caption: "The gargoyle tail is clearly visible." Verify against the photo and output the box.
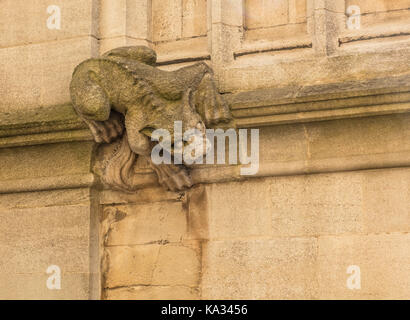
[103,133,138,192]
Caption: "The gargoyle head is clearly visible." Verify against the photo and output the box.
[139,89,212,163]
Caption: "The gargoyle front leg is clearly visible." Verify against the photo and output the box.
[149,161,193,192]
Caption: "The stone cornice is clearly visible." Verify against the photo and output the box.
[1,74,410,149]
[228,74,410,128]
[0,173,95,194]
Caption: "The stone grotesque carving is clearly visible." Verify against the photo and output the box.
[70,46,232,192]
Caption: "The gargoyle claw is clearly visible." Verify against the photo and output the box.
[151,163,193,192]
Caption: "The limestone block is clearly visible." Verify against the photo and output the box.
[204,180,273,240]
[152,0,182,41]
[289,0,308,23]
[245,0,289,29]
[182,0,208,38]
[361,169,410,234]
[99,0,127,38]
[155,37,209,63]
[0,205,91,274]
[270,172,363,237]
[0,203,95,300]
[318,234,410,299]
[0,37,98,111]
[105,285,199,300]
[105,202,187,246]
[221,47,410,95]
[0,188,91,210]
[99,0,151,40]
[126,0,152,39]
[346,0,410,14]
[314,0,345,12]
[105,243,200,288]
[201,238,318,299]
[0,0,97,48]
[245,23,308,41]
[0,272,90,300]
[258,124,307,163]
[305,113,410,161]
[152,243,201,287]
[270,168,410,237]
[104,245,160,287]
[0,142,94,181]
[211,0,243,26]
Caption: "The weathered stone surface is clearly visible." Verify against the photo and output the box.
[105,202,187,246]
[245,0,289,29]
[105,285,199,300]
[270,168,410,237]
[0,203,97,300]
[104,243,200,288]
[202,238,318,299]
[152,0,182,42]
[318,234,410,299]
[99,0,151,54]
[346,0,410,13]
[104,245,160,287]
[0,188,91,209]
[0,37,98,111]
[182,0,208,38]
[0,0,98,48]
[0,205,91,274]
[0,141,94,181]
[152,243,201,287]
[0,272,90,300]
[204,180,272,239]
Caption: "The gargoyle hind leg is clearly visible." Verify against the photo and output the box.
[70,70,124,143]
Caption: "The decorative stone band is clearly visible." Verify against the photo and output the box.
[1,75,410,149]
[96,151,410,193]
[0,173,95,194]
[1,74,410,193]
[228,74,410,128]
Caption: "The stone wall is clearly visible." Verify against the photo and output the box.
[1,0,410,299]
[101,113,410,299]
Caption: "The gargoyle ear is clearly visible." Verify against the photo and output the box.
[102,46,157,66]
[192,74,234,128]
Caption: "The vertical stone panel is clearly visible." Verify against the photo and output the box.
[182,0,208,38]
[152,0,182,42]
[202,239,318,299]
[245,0,289,29]
[318,234,410,299]
[0,192,99,299]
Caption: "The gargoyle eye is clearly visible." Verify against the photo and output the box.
[196,122,205,131]
[140,127,155,137]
